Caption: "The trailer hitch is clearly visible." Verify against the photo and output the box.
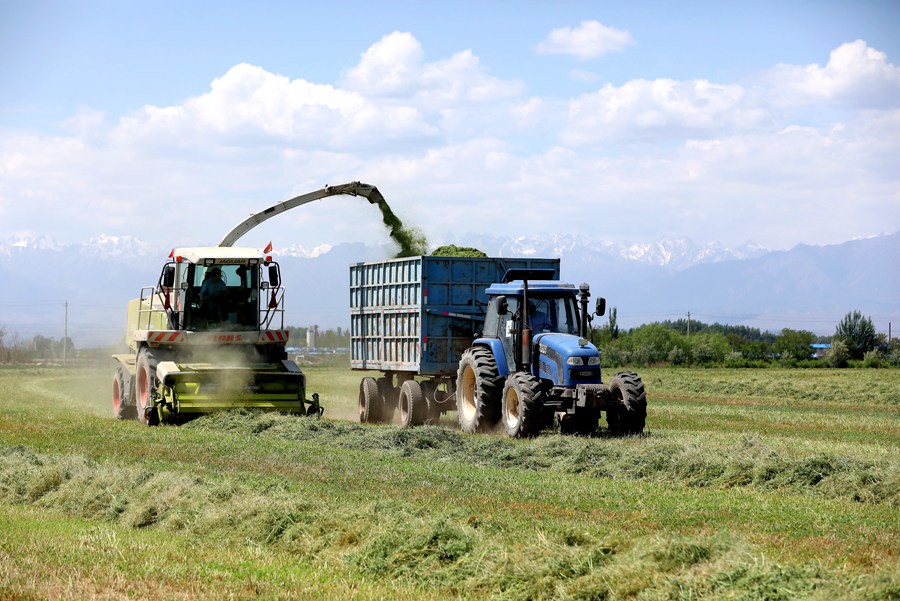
[306,393,324,418]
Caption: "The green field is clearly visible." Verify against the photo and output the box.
[1,364,898,599]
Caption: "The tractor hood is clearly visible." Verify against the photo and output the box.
[534,332,602,387]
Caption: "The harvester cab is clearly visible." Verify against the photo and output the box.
[156,248,282,333]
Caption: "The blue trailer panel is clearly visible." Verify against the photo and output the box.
[350,256,559,376]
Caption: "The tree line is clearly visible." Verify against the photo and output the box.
[590,309,898,368]
[1,311,895,368]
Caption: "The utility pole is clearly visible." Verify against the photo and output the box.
[63,301,68,366]
[687,311,691,337]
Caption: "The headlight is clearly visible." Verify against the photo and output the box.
[586,356,601,366]
[566,356,584,366]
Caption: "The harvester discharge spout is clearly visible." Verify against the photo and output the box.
[218,181,385,247]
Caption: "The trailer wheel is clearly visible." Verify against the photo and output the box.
[359,377,381,424]
[456,347,502,434]
[606,371,647,436]
[113,367,136,420]
[501,372,544,438]
[398,380,427,428]
[135,349,159,426]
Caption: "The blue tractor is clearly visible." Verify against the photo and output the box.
[455,269,646,438]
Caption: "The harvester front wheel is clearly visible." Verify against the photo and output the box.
[501,372,544,438]
[113,367,136,420]
[398,379,427,428]
[606,371,647,436]
[456,347,502,434]
[359,377,382,424]
[135,349,159,426]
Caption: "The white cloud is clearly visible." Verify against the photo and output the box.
[342,31,425,96]
[766,40,900,109]
[0,36,898,252]
[562,78,767,145]
[535,20,634,59]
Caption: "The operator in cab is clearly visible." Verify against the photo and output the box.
[200,266,229,322]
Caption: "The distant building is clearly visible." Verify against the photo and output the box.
[810,343,832,359]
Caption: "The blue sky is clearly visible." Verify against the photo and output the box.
[2,0,899,255]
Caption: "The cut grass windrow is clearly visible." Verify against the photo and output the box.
[1,364,898,599]
[1,443,898,601]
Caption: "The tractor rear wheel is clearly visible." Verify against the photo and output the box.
[456,347,502,434]
[359,377,381,424]
[501,372,544,438]
[135,349,159,426]
[113,367,136,420]
[398,380,427,428]
[606,371,647,436]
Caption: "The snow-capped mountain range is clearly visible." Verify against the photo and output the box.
[0,233,769,268]
[1,232,897,347]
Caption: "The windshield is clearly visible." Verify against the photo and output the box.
[186,263,260,330]
[527,296,580,335]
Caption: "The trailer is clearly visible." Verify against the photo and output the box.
[350,255,560,427]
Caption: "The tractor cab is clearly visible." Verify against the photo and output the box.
[479,270,606,388]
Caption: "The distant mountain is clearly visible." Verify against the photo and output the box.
[1,232,897,347]
[462,233,769,270]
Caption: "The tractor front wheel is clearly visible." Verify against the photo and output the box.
[606,371,647,436]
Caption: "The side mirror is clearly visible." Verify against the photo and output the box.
[268,265,280,288]
[495,296,508,316]
[595,297,606,317]
[161,265,175,288]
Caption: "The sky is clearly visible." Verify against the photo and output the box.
[2,0,899,256]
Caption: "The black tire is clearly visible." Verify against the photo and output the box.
[501,372,545,438]
[398,380,427,428]
[606,371,647,436]
[456,347,502,434]
[359,377,381,424]
[376,376,398,423]
[113,367,137,420]
[135,349,159,426]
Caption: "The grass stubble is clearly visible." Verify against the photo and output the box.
[0,364,897,599]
